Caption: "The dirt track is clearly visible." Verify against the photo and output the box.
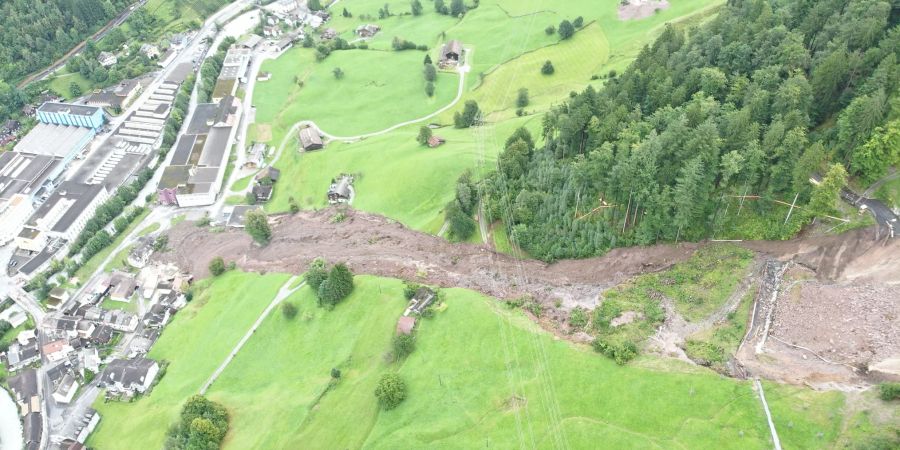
[160,209,698,307]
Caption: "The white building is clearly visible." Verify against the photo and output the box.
[15,181,109,251]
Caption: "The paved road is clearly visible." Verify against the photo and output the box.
[199,277,304,394]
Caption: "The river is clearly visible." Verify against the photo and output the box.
[0,387,23,450]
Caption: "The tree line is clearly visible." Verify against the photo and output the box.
[480,0,899,261]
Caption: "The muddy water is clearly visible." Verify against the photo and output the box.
[0,388,22,450]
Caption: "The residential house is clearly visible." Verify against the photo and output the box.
[439,40,463,68]
[107,271,137,302]
[98,52,118,67]
[42,339,74,363]
[226,205,262,228]
[24,411,42,449]
[246,142,268,167]
[100,357,160,396]
[47,288,69,310]
[321,28,338,40]
[252,184,273,202]
[298,127,323,151]
[327,175,353,204]
[256,166,280,183]
[102,309,139,333]
[142,304,174,328]
[140,43,160,59]
[263,25,282,38]
[52,373,79,404]
[0,304,28,327]
[127,236,155,269]
[5,337,40,371]
[404,286,436,315]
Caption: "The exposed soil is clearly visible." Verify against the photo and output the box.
[618,0,671,21]
[159,208,900,387]
[159,208,697,306]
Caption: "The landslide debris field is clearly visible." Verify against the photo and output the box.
[161,209,900,385]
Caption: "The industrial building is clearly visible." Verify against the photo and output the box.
[0,152,63,243]
[158,96,242,207]
[36,102,105,131]
[15,181,110,252]
[212,47,251,103]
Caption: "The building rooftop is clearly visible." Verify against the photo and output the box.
[227,205,261,227]
[166,62,194,84]
[198,126,232,167]
[13,123,94,158]
[37,102,102,117]
[0,152,60,200]
[101,357,157,387]
[26,181,106,233]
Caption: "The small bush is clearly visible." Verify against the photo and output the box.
[569,307,588,330]
[879,383,900,401]
[392,334,416,359]
[209,257,226,276]
[541,60,555,75]
[592,338,638,365]
[281,302,298,319]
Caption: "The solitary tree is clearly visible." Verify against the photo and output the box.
[333,67,345,79]
[305,258,329,291]
[558,20,575,39]
[453,100,480,128]
[417,126,433,145]
[423,63,437,82]
[244,210,272,244]
[541,60,555,75]
[410,0,423,16]
[374,373,407,410]
[516,88,529,108]
[545,25,555,35]
[450,0,466,16]
[434,0,448,14]
[209,257,226,276]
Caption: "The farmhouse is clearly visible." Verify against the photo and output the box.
[404,286,437,316]
[97,51,118,67]
[439,40,463,68]
[108,271,138,302]
[298,127,323,151]
[355,24,380,38]
[327,175,353,204]
[100,357,160,396]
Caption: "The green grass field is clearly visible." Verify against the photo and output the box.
[267,116,540,233]
[253,0,722,235]
[87,272,860,449]
[87,271,291,449]
[253,48,458,142]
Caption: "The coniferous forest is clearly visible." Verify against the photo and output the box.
[484,0,899,261]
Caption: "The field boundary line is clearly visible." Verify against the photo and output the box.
[754,379,782,450]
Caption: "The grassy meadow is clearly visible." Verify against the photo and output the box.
[86,272,860,449]
[266,115,541,233]
[87,271,291,449]
[251,0,723,235]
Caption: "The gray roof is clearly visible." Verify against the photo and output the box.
[101,357,158,387]
[441,40,462,60]
[158,165,190,189]
[0,152,60,200]
[227,205,261,227]
[190,167,220,184]
[37,102,101,117]
[8,369,39,400]
[186,104,219,135]
[238,34,263,48]
[198,126,232,167]
[299,127,323,149]
[166,62,194,84]
[14,123,94,158]
[26,181,106,233]
[23,412,41,444]
[170,134,198,166]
